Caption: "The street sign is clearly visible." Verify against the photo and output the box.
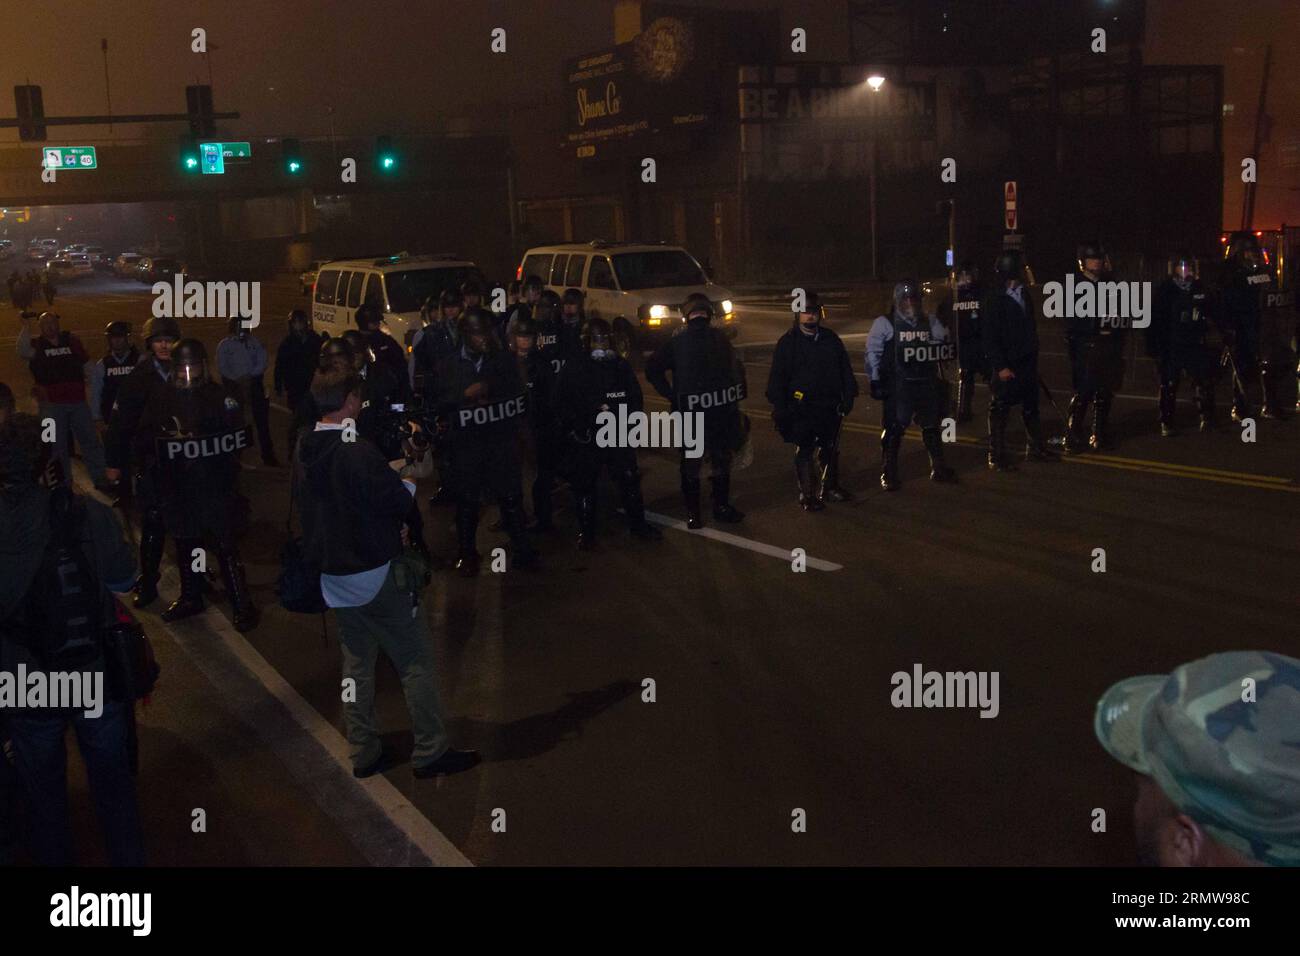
[1005,208,1018,231]
[200,142,225,175]
[1004,181,1017,204]
[41,146,97,170]
[219,141,251,161]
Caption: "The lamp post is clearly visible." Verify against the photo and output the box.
[867,75,885,281]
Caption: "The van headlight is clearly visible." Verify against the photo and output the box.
[721,300,733,316]
[648,304,671,320]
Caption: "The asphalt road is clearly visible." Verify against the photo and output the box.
[2,275,1296,866]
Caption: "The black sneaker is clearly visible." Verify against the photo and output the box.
[413,749,482,778]
[353,748,397,779]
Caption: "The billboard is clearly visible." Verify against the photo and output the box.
[563,15,716,157]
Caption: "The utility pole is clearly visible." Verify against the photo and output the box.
[1241,44,1272,231]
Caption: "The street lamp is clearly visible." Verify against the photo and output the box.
[864,75,886,279]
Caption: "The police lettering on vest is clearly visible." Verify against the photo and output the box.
[952,300,980,313]
[157,426,251,461]
[682,383,745,411]
[457,396,527,428]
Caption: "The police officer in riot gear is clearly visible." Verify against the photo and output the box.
[556,317,661,548]
[1220,232,1287,420]
[275,309,324,456]
[354,303,406,380]
[501,274,544,343]
[1148,252,1218,435]
[766,291,858,510]
[412,288,465,506]
[982,251,1056,470]
[866,280,957,490]
[1062,241,1128,452]
[104,315,182,608]
[434,308,537,575]
[90,321,140,424]
[559,288,588,363]
[136,338,259,631]
[940,260,988,424]
[645,292,746,528]
[506,315,561,532]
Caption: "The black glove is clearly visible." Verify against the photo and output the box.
[869,380,885,401]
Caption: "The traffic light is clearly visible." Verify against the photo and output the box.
[282,137,303,175]
[185,84,215,137]
[14,85,46,142]
[376,135,397,172]
[179,135,201,173]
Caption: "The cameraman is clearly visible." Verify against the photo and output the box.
[0,412,145,865]
[296,367,478,780]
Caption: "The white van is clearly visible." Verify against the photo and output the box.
[311,254,485,348]
[515,241,737,354]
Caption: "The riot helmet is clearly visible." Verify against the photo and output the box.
[956,259,979,290]
[893,280,923,319]
[460,280,483,309]
[289,309,310,334]
[1168,252,1198,288]
[994,250,1026,285]
[1225,232,1266,272]
[796,291,824,328]
[172,338,209,390]
[507,315,538,357]
[105,321,132,352]
[562,287,586,324]
[142,315,181,364]
[681,292,714,324]
[1077,241,1110,278]
[439,287,464,323]
[534,289,562,325]
[354,304,382,331]
[319,336,355,372]
[522,274,544,303]
[584,317,615,360]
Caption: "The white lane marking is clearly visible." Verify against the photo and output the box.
[69,461,471,868]
[644,510,843,571]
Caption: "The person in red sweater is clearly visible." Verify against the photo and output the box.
[15,311,108,489]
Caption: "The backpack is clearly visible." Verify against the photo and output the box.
[12,488,110,671]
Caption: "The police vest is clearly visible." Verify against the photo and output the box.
[100,348,140,411]
[455,395,528,430]
[29,332,82,386]
[890,317,953,380]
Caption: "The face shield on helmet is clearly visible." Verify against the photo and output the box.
[459,309,499,356]
[534,290,562,325]
[893,281,922,320]
[105,321,131,352]
[682,293,714,325]
[1077,243,1110,278]
[508,317,537,357]
[796,292,824,329]
[1168,254,1198,288]
[171,339,208,390]
[585,318,615,360]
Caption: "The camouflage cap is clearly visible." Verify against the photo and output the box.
[1094,651,1300,866]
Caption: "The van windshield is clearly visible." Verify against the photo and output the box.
[384,267,484,313]
[610,251,706,290]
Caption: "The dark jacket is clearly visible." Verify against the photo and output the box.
[433,347,526,442]
[982,285,1040,370]
[1148,278,1214,358]
[274,331,324,403]
[765,324,858,413]
[297,428,412,576]
[555,353,643,436]
[365,329,407,381]
[104,357,173,471]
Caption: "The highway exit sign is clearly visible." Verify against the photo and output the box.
[42,146,97,170]
[198,141,252,174]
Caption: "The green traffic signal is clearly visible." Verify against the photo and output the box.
[288,160,302,174]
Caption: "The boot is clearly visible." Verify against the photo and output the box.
[1063,395,1091,454]
[879,429,901,491]
[956,371,974,424]
[620,472,662,540]
[711,472,744,523]
[575,493,598,551]
[1089,395,1113,450]
[1260,365,1286,419]
[796,454,825,512]
[1195,384,1214,432]
[216,547,260,633]
[682,475,704,529]
[1023,412,1057,461]
[1158,384,1178,437]
[500,496,539,569]
[1231,373,1254,423]
[133,518,165,609]
[922,427,957,482]
[162,539,205,622]
[454,501,481,577]
[819,448,852,502]
[986,406,1015,472]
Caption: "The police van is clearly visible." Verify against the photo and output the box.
[311,253,485,348]
[515,241,737,356]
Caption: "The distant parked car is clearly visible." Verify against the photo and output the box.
[138,256,180,284]
[301,260,328,296]
[113,252,143,278]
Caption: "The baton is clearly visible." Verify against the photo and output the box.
[1220,346,1246,397]
[819,407,847,488]
[1038,376,1063,416]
